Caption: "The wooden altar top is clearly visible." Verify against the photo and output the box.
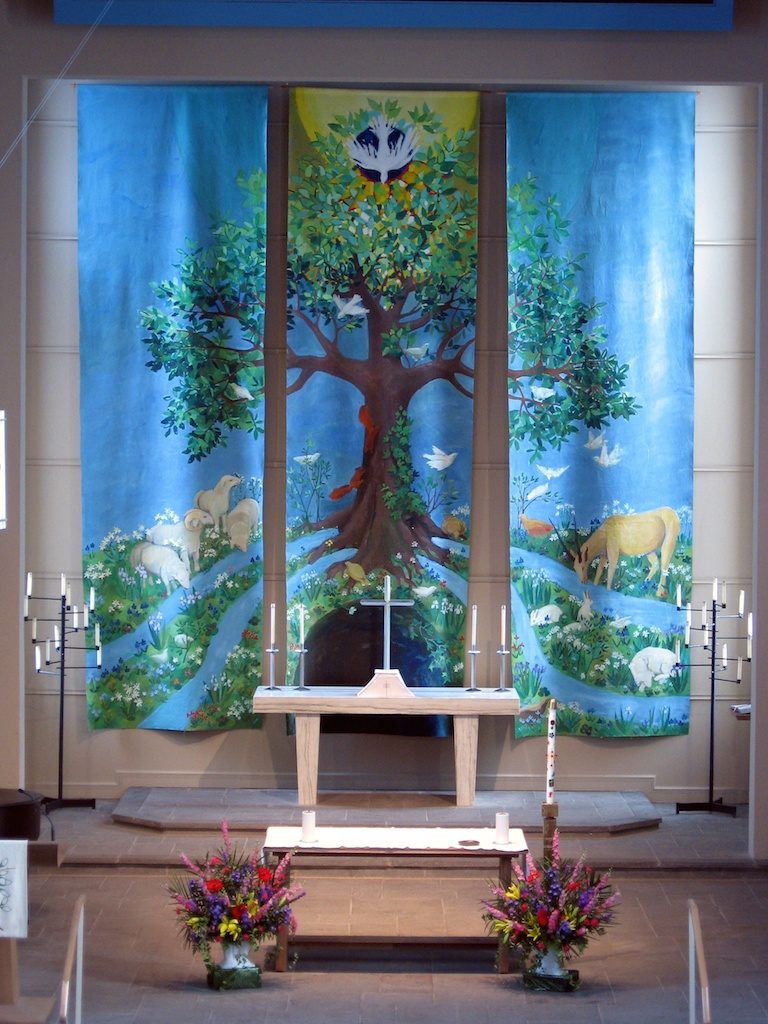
[253,684,520,716]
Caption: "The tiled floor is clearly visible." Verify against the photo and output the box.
[10,792,768,1023]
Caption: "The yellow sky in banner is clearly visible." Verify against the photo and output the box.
[293,87,479,143]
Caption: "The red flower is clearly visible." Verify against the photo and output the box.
[205,879,224,893]
[537,909,549,926]
[209,856,222,866]
[590,917,600,928]
[230,905,244,920]
[257,867,272,883]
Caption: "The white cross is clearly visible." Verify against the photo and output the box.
[360,574,415,671]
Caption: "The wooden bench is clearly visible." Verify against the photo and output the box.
[263,824,527,974]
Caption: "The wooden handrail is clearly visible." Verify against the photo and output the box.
[688,899,711,1024]
[54,895,85,1024]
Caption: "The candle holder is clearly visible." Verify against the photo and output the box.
[676,581,751,816]
[496,646,510,692]
[296,647,310,691]
[465,647,480,692]
[23,573,99,815]
[265,645,280,690]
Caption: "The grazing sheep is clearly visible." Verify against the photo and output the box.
[226,498,260,552]
[130,541,190,595]
[628,646,678,691]
[194,474,243,532]
[145,508,214,572]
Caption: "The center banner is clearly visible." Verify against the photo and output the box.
[285,89,479,732]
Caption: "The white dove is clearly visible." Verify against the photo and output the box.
[333,294,368,319]
[412,585,437,598]
[526,482,550,502]
[293,452,321,465]
[423,446,458,471]
[346,116,419,184]
[535,464,569,480]
[594,441,623,467]
[229,383,254,401]
[584,429,605,450]
[531,385,556,401]
[403,343,429,362]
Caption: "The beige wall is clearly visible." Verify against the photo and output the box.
[1,0,767,857]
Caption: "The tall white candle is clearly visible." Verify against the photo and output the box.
[61,573,67,597]
[97,645,102,668]
[685,621,691,647]
[270,603,276,647]
[32,617,37,641]
[737,656,743,681]
[676,584,682,609]
[299,604,305,647]
[66,585,72,608]
[712,577,718,602]
[747,612,753,659]
[686,602,692,626]
[739,590,745,617]
[26,572,32,597]
[722,580,727,607]
[46,639,51,664]
[545,699,557,804]
[84,604,89,629]
[471,604,477,648]
[54,625,60,650]
[722,643,728,669]
[701,603,706,628]
[94,622,101,648]
[500,604,506,650]
[89,586,96,612]
[35,646,41,671]
[73,605,79,629]
[675,638,681,662]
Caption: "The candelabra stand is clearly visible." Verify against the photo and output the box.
[296,646,310,691]
[465,647,480,691]
[496,646,510,692]
[265,645,279,690]
[24,575,100,813]
[676,584,751,816]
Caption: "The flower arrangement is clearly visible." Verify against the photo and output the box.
[168,822,305,971]
[482,830,619,968]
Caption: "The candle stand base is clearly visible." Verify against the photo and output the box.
[541,801,559,859]
[675,797,737,816]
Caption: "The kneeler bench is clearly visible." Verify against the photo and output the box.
[263,825,528,974]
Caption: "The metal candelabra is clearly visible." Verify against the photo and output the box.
[23,573,100,813]
[676,580,752,816]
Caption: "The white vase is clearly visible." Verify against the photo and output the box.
[531,943,568,978]
[220,941,257,971]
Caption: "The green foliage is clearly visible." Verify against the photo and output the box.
[140,169,267,461]
[287,440,332,529]
[382,408,427,519]
[507,173,639,455]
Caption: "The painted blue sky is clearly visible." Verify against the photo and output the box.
[78,84,268,546]
[506,92,695,525]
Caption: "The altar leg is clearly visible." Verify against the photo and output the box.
[0,939,20,1004]
[294,714,320,806]
[452,715,479,807]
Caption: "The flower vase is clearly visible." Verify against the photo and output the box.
[523,943,580,992]
[207,942,262,991]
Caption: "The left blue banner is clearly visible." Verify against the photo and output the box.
[78,85,268,731]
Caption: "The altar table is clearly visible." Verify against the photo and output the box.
[263,824,528,973]
[252,685,520,807]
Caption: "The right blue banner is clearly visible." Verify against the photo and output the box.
[506,92,695,739]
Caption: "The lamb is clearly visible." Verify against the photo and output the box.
[530,604,562,626]
[628,646,678,691]
[194,474,243,533]
[130,541,190,595]
[145,509,214,572]
[226,498,260,552]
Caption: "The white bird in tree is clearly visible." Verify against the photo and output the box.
[423,446,458,471]
[584,429,605,450]
[403,343,429,362]
[531,385,556,401]
[229,383,254,401]
[594,441,623,467]
[293,452,321,465]
[526,482,550,502]
[347,116,419,184]
[536,464,568,480]
[333,294,368,319]
[412,585,437,598]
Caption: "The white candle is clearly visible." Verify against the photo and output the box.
[685,621,691,647]
[676,584,682,609]
[545,698,557,804]
[686,602,692,626]
[747,612,753,659]
[500,604,506,650]
[66,585,72,608]
[32,617,37,641]
[722,643,728,669]
[299,604,305,647]
[24,595,28,618]
[701,603,707,628]
[96,645,102,668]
[384,574,391,602]
[270,603,276,647]
[45,639,51,664]
[675,638,681,662]
[73,605,79,629]
[471,604,477,648]
[94,622,101,648]
[722,580,727,607]
[495,811,509,844]
[89,586,96,611]
[54,625,60,650]
[35,646,41,671]
[61,573,67,597]
[302,809,316,842]
[84,604,89,629]
[737,656,743,681]
[739,590,745,617]
[712,577,718,602]
[26,572,32,597]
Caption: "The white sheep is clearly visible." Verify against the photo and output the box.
[628,646,678,691]
[194,474,243,533]
[130,541,190,595]
[145,509,214,572]
[226,498,260,552]
[530,604,563,626]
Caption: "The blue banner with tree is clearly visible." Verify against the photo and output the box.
[78,85,268,731]
[506,92,695,738]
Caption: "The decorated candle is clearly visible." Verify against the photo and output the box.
[545,699,557,804]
